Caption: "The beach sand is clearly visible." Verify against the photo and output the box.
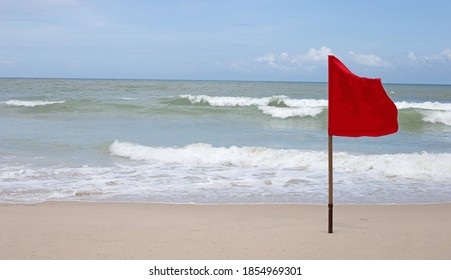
[1,202,450,260]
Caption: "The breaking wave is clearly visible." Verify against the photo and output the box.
[177,94,451,125]
[178,94,327,118]
[1,99,66,107]
[110,140,451,180]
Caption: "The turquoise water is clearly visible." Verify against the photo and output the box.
[1,78,450,204]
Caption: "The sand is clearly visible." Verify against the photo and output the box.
[1,202,450,260]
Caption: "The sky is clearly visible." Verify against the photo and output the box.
[1,0,451,84]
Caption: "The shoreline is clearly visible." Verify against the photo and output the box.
[4,199,451,205]
[1,202,451,260]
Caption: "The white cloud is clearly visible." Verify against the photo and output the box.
[304,46,332,62]
[440,48,451,60]
[256,53,278,68]
[429,48,451,63]
[256,46,332,71]
[347,51,392,68]
[407,48,451,64]
[407,51,418,61]
[252,47,451,83]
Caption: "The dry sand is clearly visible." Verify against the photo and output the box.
[1,202,450,259]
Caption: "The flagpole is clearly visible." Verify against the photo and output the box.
[328,134,333,233]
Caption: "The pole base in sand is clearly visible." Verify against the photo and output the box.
[328,203,333,233]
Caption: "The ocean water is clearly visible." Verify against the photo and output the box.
[1,78,450,204]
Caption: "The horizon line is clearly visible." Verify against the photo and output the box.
[1,76,450,87]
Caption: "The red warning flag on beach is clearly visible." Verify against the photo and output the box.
[328,55,398,137]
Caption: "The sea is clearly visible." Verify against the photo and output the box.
[1,78,450,204]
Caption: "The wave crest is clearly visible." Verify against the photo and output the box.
[178,95,451,125]
[110,140,313,167]
[110,141,451,180]
[1,100,66,107]
[179,94,327,118]
[395,101,451,126]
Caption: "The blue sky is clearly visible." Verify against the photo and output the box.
[1,0,451,84]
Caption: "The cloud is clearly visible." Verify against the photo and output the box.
[431,48,451,62]
[408,48,451,64]
[407,51,418,61]
[256,53,279,68]
[256,46,332,71]
[439,48,451,60]
[303,46,332,62]
[347,51,392,68]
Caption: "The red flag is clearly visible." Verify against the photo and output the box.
[328,55,398,137]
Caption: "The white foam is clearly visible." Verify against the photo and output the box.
[334,152,451,179]
[180,94,270,107]
[2,143,450,204]
[109,140,317,167]
[258,105,324,118]
[180,95,451,122]
[420,110,451,126]
[180,94,327,118]
[110,141,451,180]
[1,100,66,107]
[394,101,451,126]
[282,98,328,108]
[183,96,451,112]
[395,101,451,111]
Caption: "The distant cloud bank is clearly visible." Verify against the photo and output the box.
[255,46,450,74]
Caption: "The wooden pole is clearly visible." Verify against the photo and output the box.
[328,134,333,233]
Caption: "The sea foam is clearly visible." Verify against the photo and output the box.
[395,101,451,126]
[395,101,451,111]
[180,95,451,124]
[179,94,327,118]
[1,100,66,107]
[109,140,316,167]
[109,140,451,180]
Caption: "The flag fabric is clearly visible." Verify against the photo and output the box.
[328,55,398,137]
